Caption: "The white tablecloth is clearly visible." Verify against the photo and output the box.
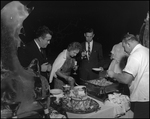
[67,96,133,118]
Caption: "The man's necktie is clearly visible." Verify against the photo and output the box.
[88,42,91,57]
[40,48,45,57]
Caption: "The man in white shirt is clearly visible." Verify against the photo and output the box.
[107,33,149,118]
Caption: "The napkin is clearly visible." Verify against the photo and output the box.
[105,93,130,117]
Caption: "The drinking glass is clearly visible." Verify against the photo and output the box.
[6,101,21,118]
[63,85,71,96]
[34,87,42,99]
[35,95,50,118]
[1,92,21,118]
[73,61,78,75]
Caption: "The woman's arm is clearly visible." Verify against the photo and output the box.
[56,69,68,81]
[56,68,75,89]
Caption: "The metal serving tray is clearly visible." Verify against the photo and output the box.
[80,78,119,102]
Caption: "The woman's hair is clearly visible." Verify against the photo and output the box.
[67,42,82,52]
[35,25,53,39]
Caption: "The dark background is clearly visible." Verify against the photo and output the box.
[1,1,149,63]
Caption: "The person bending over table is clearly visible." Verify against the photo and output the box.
[108,42,130,96]
[49,42,82,90]
[108,42,128,73]
[107,33,149,118]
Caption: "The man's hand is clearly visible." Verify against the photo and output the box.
[41,62,51,72]
[107,70,115,78]
[99,67,104,71]
[47,64,52,72]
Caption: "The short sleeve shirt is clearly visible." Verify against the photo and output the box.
[123,44,149,102]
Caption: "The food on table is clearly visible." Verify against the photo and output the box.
[87,78,113,86]
[71,86,87,99]
[107,93,130,104]
[71,98,91,110]
[62,85,100,113]
[62,97,99,112]
[105,93,130,114]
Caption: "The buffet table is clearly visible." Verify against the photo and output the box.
[1,80,133,119]
[1,94,133,119]
[66,96,133,118]
[65,78,133,118]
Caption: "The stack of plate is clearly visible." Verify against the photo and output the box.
[50,89,64,98]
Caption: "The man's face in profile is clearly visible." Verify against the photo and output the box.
[40,34,52,48]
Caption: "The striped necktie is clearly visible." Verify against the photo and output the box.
[40,48,45,58]
[88,42,91,57]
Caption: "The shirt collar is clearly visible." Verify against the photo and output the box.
[130,44,141,55]
[86,40,93,45]
[34,39,41,51]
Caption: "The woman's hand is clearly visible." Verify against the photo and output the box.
[73,65,78,71]
[81,51,87,56]
[99,67,104,71]
[67,76,75,82]
[67,76,75,89]
[81,51,87,59]
[73,61,78,71]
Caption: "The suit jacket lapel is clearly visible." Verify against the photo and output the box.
[33,41,45,60]
[84,42,86,51]
[90,41,95,57]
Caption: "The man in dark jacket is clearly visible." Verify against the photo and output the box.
[78,28,103,81]
[17,26,53,81]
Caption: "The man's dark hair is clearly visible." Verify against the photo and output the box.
[67,42,82,52]
[35,26,53,39]
[84,28,94,33]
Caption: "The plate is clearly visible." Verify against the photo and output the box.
[92,68,102,71]
[62,98,100,114]
[74,85,86,90]
[50,89,63,95]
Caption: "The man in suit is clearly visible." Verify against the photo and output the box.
[17,26,53,81]
[78,28,103,81]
